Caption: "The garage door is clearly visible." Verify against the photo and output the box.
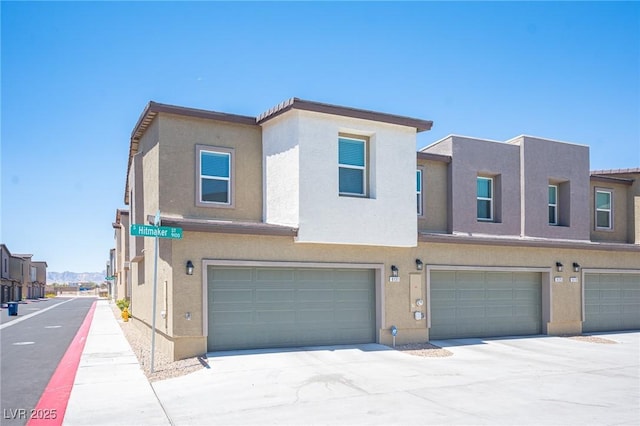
[208,267,376,351]
[583,273,640,332]
[430,271,542,340]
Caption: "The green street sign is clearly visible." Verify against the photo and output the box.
[130,224,183,239]
[105,276,116,280]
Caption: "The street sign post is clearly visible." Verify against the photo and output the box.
[129,212,183,373]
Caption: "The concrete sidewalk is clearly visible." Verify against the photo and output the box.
[63,300,170,425]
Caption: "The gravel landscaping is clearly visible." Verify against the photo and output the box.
[111,304,206,382]
[566,335,618,344]
[388,342,454,357]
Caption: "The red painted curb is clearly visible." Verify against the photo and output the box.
[27,300,97,426]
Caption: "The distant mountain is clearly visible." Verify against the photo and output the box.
[47,271,106,285]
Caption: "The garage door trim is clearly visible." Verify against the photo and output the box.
[426,265,552,329]
[581,268,640,322]
[202,259,384,342]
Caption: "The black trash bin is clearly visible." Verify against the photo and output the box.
[7,302,18,316]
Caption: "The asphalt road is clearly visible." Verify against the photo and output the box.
[0,297,96,426]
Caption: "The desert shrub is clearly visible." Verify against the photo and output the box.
[116,298,130,311]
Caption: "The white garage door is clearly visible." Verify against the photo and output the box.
[208,266,376,351]
[583,273,640,332]
[430,270,542,340]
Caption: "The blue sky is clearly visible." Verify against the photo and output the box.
[1,1,639,273]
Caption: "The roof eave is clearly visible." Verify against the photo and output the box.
[146,215,298,237]
[257,97,433,132]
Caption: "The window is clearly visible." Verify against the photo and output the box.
[548,185,558,225]
[197,146,233,206]
[338,137,366,196]
[477,177,493,221]
[595,189,612,229]
[416,169,423,215]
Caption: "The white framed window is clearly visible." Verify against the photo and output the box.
[417,169,423,216]
[338,136,366,196]
[196,145,234,207]
[548,185,558,225]
[477,176,493,221]
[595,189,612,230]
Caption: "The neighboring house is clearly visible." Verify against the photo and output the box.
[8,254,24,301]
[13,254,34,300]
[111,209,130,301]
[1,247,48,301]
[32,261,47,299]
[117,99,640,361]
[1,244,17,304]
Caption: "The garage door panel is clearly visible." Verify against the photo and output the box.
[584,273,640,332]
[458,289,485,300]
[255,268,295,282]
[457,271,485,285]
[213,268,253,281]
[295,269,335,281]
[430,271,541,340]
[486,306,513,318]
[298,289,334,299]
[211,288,253,303]
[208,267,375,351]
[212,310,254,325]
[297,310,335,323]
[255,309,296,323]
[253,289,294,302]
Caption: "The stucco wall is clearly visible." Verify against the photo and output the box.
[448,136,521,235]
[418,159,448,233]
[513,136,590,240]
[157,114,263,222]
[590,181,629,243]
[1,247,10,280]
[262,113,300,226]
[263,109,418,247]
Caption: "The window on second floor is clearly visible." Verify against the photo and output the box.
[595,189,612,230]
[338,136,367,197]
[477,176,493,221]
[548,185,558,225]
[197,145,234,207]
[417,169,423,216]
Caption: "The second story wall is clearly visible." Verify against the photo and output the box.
[590,169,640,244]
[9,256,22,283]
[429,136,522,236]
[33,261,47,284]
[158,114,263,222]
[262,109,418,247]
[1,246,9,280]
[417,158,448,233]
[513,136,590,240]
[589,177,631,243]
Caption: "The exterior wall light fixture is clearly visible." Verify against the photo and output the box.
[186,260,194,275]
[556,262,563,272]
[415,259,423,271]
[391,265,399,277]
[572,262,580,272]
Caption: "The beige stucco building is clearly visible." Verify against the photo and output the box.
[115,99,640,361]
[0,244,47,302]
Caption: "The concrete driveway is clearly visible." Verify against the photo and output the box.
[152,332,639,425]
